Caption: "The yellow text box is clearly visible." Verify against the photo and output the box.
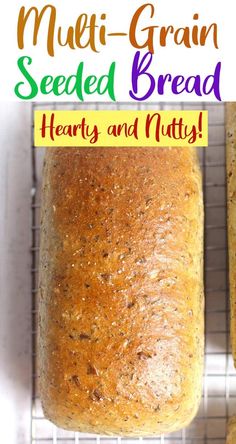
[34,110,208,147]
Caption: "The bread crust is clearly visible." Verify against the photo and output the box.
[39,147,204,436]
[227,103,236,367]
[227,417,236,444]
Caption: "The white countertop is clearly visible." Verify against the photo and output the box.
[0,102,32,444]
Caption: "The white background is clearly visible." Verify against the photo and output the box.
[0,0,236,102]
[0,103,31,444]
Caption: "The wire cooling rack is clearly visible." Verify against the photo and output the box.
[31,102,236,444]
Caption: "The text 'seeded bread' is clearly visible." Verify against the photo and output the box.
[227,103,236,367]
[39,147,204,436]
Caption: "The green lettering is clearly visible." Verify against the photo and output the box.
[75,63,84,101]
[97,62,116,101]
[65,75,77,95]
[84,75,97,94]
[41,75,54,93]
[53,76,66,95]
[14,56,38,100]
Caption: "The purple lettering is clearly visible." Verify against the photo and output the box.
[129,51,155,100]
[157,74,172,95]
[203,61,221,101]
[129,53,222,101]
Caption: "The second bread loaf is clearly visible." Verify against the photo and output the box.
[227,103,236,367]
[227,417,236,444]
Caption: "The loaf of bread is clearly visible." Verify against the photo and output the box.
[227,103,236,367]
[227,417,236,444]
[39,147,204,436]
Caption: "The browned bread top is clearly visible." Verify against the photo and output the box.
[39,147,204,436]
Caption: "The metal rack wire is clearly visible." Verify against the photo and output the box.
[31,102,235,444]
